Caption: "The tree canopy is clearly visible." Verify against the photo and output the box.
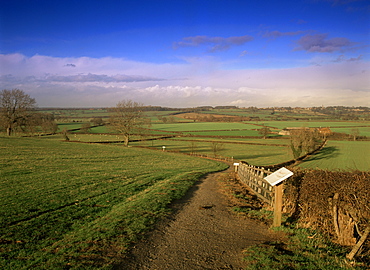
[0,89,37,136]
[109,100,147,146]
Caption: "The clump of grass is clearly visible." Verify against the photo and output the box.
[232,207,275,223]
[243,226,363,270]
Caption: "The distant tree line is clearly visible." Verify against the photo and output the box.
[312,106,370,120]
[0,89,57,136]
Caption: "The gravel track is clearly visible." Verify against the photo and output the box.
[118,166,278,270]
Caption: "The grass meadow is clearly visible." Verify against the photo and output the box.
[259,120,370,130]
[0,136,227,269]
[298,140,370,171]
[131,138,293,166]
[1,108,369,269]
[150,122,260,132]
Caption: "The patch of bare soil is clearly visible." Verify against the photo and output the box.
[117,166,282,270]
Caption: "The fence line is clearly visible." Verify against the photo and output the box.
[237,162,273,205]
[186,152,235,163]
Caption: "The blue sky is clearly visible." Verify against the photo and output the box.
[0,0,369,107]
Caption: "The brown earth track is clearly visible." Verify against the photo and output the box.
[117,166,281,270]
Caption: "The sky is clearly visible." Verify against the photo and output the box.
[0,0,369,108]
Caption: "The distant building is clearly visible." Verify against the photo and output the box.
[317,127,333,137]
[279,127,331,136]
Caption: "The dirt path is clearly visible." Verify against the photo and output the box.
[119,166,278,270]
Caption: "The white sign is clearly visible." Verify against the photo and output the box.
[233,163,240,166]
[264,167,293,186]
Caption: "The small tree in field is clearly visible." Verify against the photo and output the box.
[290,128,321,159]
[0,89,37,136]
[210,141,224,157]
[91,117,104,126]
[258,126,271,139]
[109,100,147,147]
[81,122,91,133]
[350,128,360,141]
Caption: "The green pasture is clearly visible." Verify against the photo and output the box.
[203,108,275,118]
[68,133,290,146]
[40,108,110,118]
[182,129,261,137]
[151,122,261,132]
[131,138,293,166]
[202,108,327,120]
[168,136,291,145]
[330,126,370,137]
[260,121,370,130]
[64,134,293,165]
[299,140,370,171]
[57,122,84,132]
[144,110,185,122]
[221,138,290,145]
[64,133,167,142]
[0,136,226,269]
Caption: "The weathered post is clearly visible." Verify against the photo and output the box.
[233,162,239,180]
[273,183,284,227]
[264,167,293,228]
[233,162,240,172]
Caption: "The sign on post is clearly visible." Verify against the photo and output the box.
[264,167,293,227]
[264,167,293,186]
[233,162,240,172]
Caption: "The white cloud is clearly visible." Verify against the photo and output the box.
[0,53,369,108]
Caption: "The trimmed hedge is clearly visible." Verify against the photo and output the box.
[283,168,370,261]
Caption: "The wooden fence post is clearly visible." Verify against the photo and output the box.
[273,183,283,227]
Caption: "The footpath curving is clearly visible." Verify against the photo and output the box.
[118,166,281,270]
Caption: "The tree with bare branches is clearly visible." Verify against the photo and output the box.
[210,141,225,157]
[0,89,37,136]
[289,128,321,159]
[109,100,147,147]
[258,126,271,139]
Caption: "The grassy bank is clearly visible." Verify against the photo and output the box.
[0,136,227,269]
[243,226,359,270]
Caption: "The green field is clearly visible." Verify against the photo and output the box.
[330,126,370,137]
[0,136,227,269]
[131,138,293,166]
[48,112,370,171]
[151,122,260,132]
[2,107,369,269]
[259,120,370,130]
[299,141,370,171]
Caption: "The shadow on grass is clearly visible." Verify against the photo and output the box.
[303,146,340,162]
[244,153,278,159]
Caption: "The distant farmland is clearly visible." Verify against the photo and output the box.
[298,141,370,171]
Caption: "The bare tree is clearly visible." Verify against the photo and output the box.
[258,126,271,139]
[350,128,360,141]
[109,100,147,147]
[0,89,37,136]
[41,117,58,134]
[91,117,104,126]
[188,141,198,154]
[210,141,225,157]
[81,122,91,133]
[290,128,321,159]
[31,112,58,135]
